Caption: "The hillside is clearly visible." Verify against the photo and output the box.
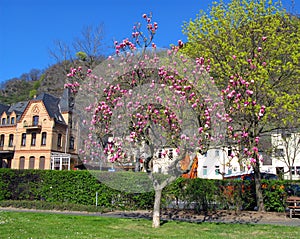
[0,62,71,105]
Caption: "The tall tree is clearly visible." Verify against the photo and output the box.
[66,14,226,228]
[182,0,300,211]
[48,23,106,76]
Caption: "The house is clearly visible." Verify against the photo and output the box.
[0,89,78,170]
[198,130,300,180]
[197,147,243,179]
[260,129,300,180]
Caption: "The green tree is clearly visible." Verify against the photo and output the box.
[182,0,300,211]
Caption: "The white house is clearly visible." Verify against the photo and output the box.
[197,147,242,179]
[260,129,300,180]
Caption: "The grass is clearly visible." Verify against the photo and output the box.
[0,210,299,239]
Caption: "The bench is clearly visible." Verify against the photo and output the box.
[286,196,300,218]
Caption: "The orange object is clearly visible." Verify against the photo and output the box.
[182,155,198,179]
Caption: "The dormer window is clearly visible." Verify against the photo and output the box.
[2,118,6,125]
[11,117,15,124]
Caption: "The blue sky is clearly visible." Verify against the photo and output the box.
[0,0,299,83]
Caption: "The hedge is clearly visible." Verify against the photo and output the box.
[0,169,298,212]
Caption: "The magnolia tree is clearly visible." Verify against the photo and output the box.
[66,14,226,228]
[182,0,300,211]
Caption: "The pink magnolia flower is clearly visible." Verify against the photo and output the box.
[262,36,267,41]
[178,40,184,48]
[246,90,253,95]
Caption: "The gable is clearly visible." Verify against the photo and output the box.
[19,100,52,125]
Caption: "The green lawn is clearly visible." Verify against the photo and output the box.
[0,211,299,239]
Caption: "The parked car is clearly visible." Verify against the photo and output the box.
[224,171,279,180]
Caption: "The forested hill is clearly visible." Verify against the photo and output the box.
[0,62,71,105]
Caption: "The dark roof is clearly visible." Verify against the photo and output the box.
[35,92,66,124]
[0,102,29,121]
[0,90,71,125]
[0,103,9,116]
[9,101,29,121]
[60,88,73,113]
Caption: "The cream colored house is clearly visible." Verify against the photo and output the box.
[0,89,78,170]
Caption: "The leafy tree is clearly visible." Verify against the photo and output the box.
[66,14,226,228]
[182,0,300,211]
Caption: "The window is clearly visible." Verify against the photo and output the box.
[290,166,295,175]
[39,156,45,169]
[0,134,4,147]
[11,117,15,124]
[203,166,208,176]
[215,150,220,157]
[275,148,284,157]
[19,157,25,169]
[215,165,220,175]
[276,167,284,178]
[1,118,6,125]
[62,157,70,170]
[31,132,36,146]
[297,166,300,175]
[8,134,13,147]
[51,154,70,170]
[228,148,232,156]
[69,136,74,149]
[41,132,47,145]
[158,150,162,158]
[21,133,26,146]
[33,115,39,126]
[290,166,300,175]
[29,156,35,169]
[57,133,62,147]
[168,149,173,160]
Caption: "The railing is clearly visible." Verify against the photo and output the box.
[0,145,15,151]
[23,121,42,129]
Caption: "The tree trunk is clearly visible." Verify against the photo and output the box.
[253,163,265,212]
[152,187,162,228]
[289,170,293,180]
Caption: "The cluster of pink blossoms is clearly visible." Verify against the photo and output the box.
[114,13,158,54]
[220,36,270,169]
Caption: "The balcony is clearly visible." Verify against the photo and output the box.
[23,121,42,130]
[0,145,15,158]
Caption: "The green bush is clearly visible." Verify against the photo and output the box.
[0,169,296,212]
[0,169,154,210]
